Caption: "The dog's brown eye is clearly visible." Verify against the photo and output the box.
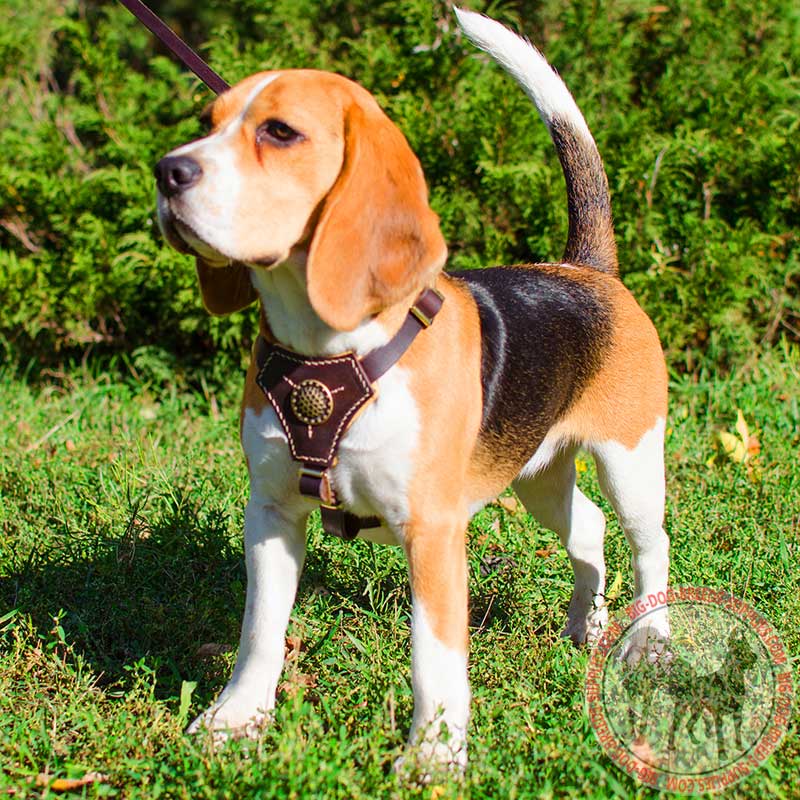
[257,119,303,146]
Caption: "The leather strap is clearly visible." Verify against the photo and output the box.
[298,469,331,504]
[117,0,230,95]
[255,287,444,539]
[361,289,444,381]
[320,506,381,541]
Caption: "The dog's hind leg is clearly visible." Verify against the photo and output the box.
[513,444,608,644]
[589,419,670,661]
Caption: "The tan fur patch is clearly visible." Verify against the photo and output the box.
[559,279,667,449]
[401,276,484,652]
[240,343,269,444]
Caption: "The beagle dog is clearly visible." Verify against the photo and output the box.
[154,9,669,771]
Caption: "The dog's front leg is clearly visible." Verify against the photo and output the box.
[399,511,470,775]
[188,501,307,740]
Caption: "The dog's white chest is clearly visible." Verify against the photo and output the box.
[241,367,419,535]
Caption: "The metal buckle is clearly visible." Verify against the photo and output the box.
[298,466,326,481]
[410,288,445,328]
[299,466,338,506]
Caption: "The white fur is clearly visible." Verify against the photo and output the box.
[454,8,592,140]
[241,405,308,509]
[514,447,608,644]
[590,418,670,659]
[165,124,243,261]
[240,74,285,117]
[518,427,567,478]
[249,260,390,357]
[590,418,668,598]
[331,367,419,535]
[408,601,470,768]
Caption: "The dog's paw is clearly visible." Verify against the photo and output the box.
[186,693,272,745]
[618,613,671,666]
[394,732,467,784]
[562,603,609,646]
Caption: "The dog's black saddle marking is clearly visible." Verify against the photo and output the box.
[452,266,613,464]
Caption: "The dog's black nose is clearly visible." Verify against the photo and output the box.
[154,156,202,197]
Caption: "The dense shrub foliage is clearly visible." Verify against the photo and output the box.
[1,0,798,377]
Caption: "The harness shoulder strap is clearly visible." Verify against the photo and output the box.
[360,289,444,381]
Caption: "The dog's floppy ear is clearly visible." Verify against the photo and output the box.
[306,101,447,331]
[195,259,257,316]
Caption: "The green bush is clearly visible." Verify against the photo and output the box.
[1,0,798,378]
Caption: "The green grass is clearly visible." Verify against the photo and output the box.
[1,345,799,798]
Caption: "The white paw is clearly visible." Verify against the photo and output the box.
[585,604,609,644]
[562,601,609,646]
[186,691,272,744]
[394,730,467,784]
[618,613,671,665]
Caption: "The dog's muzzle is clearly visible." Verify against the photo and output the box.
[155,193,193,254]
[154,156,207,256]
[154,155,203,197]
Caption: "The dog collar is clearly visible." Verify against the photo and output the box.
[254,287,444,540]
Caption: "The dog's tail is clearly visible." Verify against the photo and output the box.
[455,8,618,275]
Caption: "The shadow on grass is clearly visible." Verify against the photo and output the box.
[0,494,247,698]
[1,485,558,707]
[0,495,408,699]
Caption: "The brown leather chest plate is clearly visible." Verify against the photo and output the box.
[256,346,376,466]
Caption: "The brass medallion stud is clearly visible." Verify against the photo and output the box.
[289,379,334,425]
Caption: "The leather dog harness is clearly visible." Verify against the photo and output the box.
[254,288,444,540]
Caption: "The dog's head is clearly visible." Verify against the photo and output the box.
[155,70,447,331]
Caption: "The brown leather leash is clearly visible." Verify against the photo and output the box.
[116,0,229,94]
